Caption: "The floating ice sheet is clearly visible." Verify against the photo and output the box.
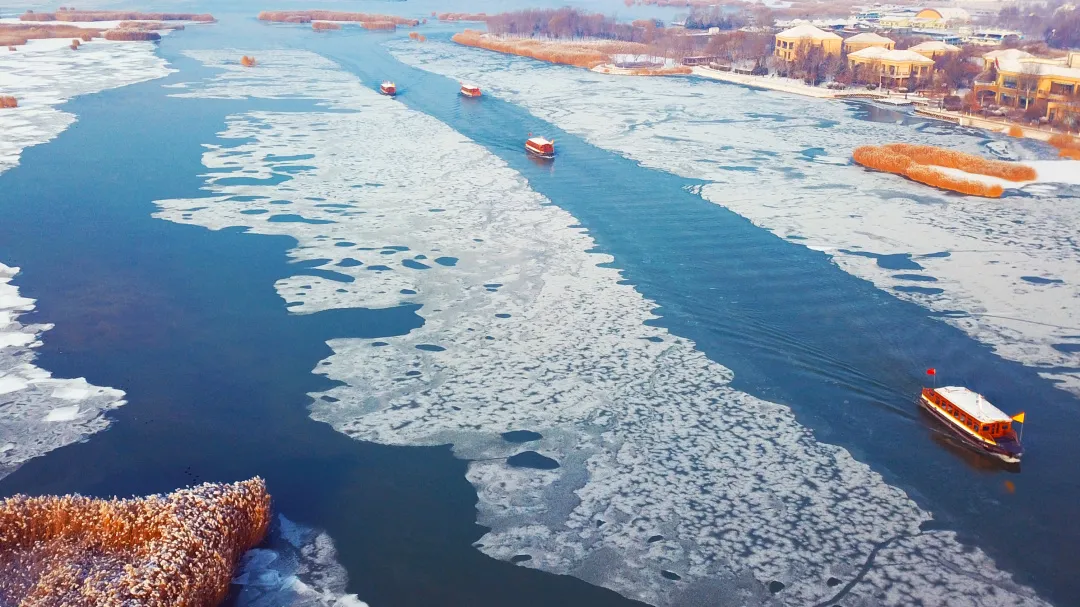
[0,263,126,480]
[0,35,172,176]
[389,40,1080,396]
[158,49,1049,606]
[233,514,368,607]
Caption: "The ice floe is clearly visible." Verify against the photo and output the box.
[0,35,172,175]
[157,49,1050,606]
[0,263,126,480]
[233,514,368,607]
[390,40,1080,395]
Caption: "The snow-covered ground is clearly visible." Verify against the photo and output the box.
[0,263,126,481]
[233,514,368,607]
[158,49,1050,607]
[0,35,172,174]
[390,40,1080,396]
[0,35,172,480]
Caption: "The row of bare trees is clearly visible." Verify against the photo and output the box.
[485,9,639,41]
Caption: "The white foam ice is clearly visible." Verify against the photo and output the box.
[0,35,173,176]
[0,263,126,480]
[157,49,1050,606]
[389,40,1080,396]
[233,514,368,607]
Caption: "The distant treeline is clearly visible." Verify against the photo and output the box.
[485,8,640,41]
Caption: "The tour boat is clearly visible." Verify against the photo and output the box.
[525,136,555,159]
[380,81,397,96]
[460,83,482,98]
[920,386,1024,463]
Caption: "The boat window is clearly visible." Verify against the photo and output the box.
[982,424,990,433]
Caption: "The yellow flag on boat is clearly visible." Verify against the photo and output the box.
[1012,412,1026,424]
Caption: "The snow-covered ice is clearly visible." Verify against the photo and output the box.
[233,514,368,607]
[0,263,126,480]
[390,40,1080,396]
[0,35,172,175]
[156,49,1051,606]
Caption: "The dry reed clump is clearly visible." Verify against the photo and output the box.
[0,478,271,607]
[241,55,256,67]
[438,12,489,22]
[0,96,18,108]
[312,21,342,31]
[257,11,419,26]
[118,21,186,31]
[1047,133,1080,159]
[20,11,214,22]
[1008,125,1024,137]
[0,24,103,47]
[362,21,396,30]
[80,32,92,41]
[852,145,1017,198]
[880,143,1036,181]
[6,46,14,51]
[452,29,650,69]
[103,29,161,41]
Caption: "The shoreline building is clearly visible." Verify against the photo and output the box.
[774,23,842,61]
[909,40,961,59]
[974,49,1080,122]
[843,32,895,53]
[848,47,936,89]
[912,7,971,30]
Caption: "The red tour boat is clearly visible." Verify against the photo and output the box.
[380,81,397,96]
[525,136,555,159]
[460,83,482,98]
[919,382,1025,463]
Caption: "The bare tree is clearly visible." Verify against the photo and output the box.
[1017,61,1044,109]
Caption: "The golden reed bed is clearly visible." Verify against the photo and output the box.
[19,10,213,22]
[853,144,1037,198]
[1048,134,1080,159]
[0,479,270,607]
[451,29,660,70]
[257,10,419,26]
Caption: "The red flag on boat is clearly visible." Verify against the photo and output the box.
[926,368,936,376]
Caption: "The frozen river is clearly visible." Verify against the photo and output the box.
[1,7,1078,607]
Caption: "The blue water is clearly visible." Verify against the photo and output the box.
[1,8,1079,607]
[0,27,642,607]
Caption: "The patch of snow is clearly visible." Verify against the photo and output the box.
[390,39,1080,396]
[0,34,173,176]
[233,514,368,607]
[0,263,126,480]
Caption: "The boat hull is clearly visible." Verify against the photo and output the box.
[380,86,396,96]
[920,395,1022,463]
[460,90,481,98]
[525,144,554,159]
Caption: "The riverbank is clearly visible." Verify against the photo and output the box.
[915,107,1079,143]
[691,65,890,100]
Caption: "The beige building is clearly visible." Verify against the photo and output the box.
[975,50,1080,120]
[848,47,936,89]
[843,32,895,54]
[912,7,971,29]
[909,40,961,59]
[774,23,842,62]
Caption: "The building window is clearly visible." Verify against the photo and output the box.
[1050,82,1074,96]
[1003,78,1018,89]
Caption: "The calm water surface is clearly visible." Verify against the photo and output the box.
[1,7,1078,606]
